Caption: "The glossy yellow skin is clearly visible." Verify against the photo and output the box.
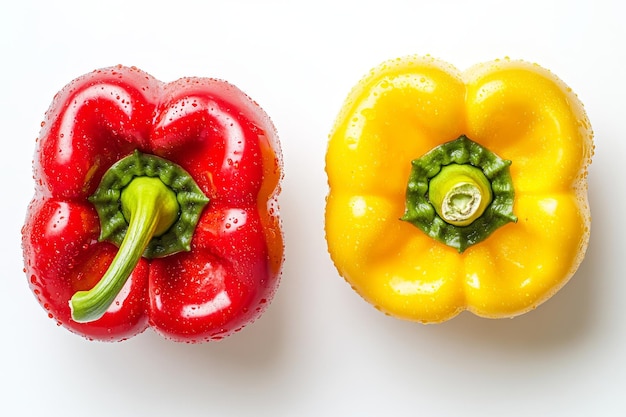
[325,56,593,322]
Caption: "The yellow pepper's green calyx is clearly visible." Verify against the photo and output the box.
[402,136,517,252]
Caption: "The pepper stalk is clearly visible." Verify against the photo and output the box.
[401,136,517,252]
[70,151,209,323]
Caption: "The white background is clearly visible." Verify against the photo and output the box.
[2,0,624,416]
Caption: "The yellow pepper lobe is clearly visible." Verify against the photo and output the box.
[325,55,593,324]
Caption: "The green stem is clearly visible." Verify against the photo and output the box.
[401,136,517,252]
[70,177,179,323]
[428,164,492,226]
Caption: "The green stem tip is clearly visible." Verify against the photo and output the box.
[428,164,492,227]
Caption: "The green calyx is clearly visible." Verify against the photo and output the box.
[70,150,209,323]
[401,136,517,252]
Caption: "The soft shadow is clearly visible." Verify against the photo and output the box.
[134,279,290,372]
[56,289,292,413]
[428,245,598,353]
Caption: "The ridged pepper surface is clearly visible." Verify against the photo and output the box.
[326,56,593,323]
[23,65,283,342]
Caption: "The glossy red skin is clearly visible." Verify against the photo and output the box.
[22,65,283,342]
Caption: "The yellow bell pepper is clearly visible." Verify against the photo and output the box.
[325,55,593,323]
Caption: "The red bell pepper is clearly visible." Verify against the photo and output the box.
[22,65,284,342]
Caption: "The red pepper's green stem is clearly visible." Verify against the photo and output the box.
[428,164,492,227]
[73,151,209,323]
[70,177,179,323]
